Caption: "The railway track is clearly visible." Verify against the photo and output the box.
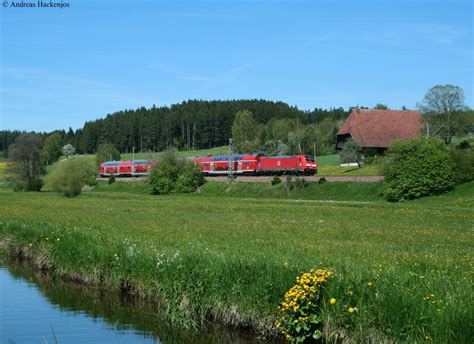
[97,175,384,183]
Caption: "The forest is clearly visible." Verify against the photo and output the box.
[1,100,349,156]
[1,99,473,157]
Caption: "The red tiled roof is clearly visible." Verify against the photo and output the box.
[337,109,424,148]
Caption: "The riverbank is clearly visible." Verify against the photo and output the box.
[0,182,473,342]
[1,261,269,344]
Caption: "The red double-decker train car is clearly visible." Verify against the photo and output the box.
[100,160,155,177]
[191,154,316,176]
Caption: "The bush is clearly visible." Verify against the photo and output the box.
[108,174,116,185]
[13,179,43,192]
[318,177,327,184]
[451,149,474,184]
[149,150,205,195]
[48,159,95,197]
[271,176,282,185]
[340,139,362,167]
[383,138,455,201]
[455,140,471,150]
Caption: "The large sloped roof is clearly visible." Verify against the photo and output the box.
[337,109,424,148]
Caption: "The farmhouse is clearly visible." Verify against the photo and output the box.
[336,109,424,153]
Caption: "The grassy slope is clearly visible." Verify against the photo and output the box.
[0,182,473,342]
[93,180,384,202]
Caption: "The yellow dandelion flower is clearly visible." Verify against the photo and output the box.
[367,281,373,286]
[348,307,354,313]
[329,298,336,304]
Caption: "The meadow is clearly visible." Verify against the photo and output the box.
[0,180,472,343]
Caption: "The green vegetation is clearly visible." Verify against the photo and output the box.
[46,159,97,197]
[339,138,363,167]
[0,181,472,342]
[42,133,63,164]
[148,150,205,195]
[451,142,474,184]
[0,161,9,181]
[96,143,121,167]
[383,138,455,201]
[8,133,45,191]
[276,269,334,342]
[316,154,340,166]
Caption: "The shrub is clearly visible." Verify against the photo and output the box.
[276,269,334,342]
[340,139,362,167]
[149,150,205,195]
[383,138,455,201]
[451,149,474,184]
[318,177,327,184]
[175,162,205,193]
[108,174,116,185]
[48,159,95,197]
[455,140,471,150]
[13,179,43,192]
[271,176,282,185]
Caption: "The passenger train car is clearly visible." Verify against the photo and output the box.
[191,154,317,176]
[99,160,155,177]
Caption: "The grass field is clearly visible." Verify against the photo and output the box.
[0,181,473,342]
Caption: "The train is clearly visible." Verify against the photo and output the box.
[99,154,317,177]
[99,160,155,177]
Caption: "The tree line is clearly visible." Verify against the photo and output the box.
[2,89,473,159]
[1,99,351,157]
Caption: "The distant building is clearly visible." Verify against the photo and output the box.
[336,109,424,153]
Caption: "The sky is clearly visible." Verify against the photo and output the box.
[0,0,472,132]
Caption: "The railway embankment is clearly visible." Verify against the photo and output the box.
[96,175,384,183]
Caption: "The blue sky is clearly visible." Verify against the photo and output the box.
[1,0,472,132]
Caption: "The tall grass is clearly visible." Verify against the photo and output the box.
[0,182,472,342]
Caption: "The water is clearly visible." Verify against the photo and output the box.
[0,263,274,344]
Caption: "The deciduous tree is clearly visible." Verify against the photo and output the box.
[8,133,45,191]
[418,85,467,144]
[43,133,63,164]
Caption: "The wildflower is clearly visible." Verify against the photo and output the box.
[45,237,49,240]
[348,307,354,313]
[113,253,118,257]
[28,243,33,247]
[56,238,60,242]
[347,291,353,296]
[284,262,288,267]
[329,298,336,304]
[367,281,373,286]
